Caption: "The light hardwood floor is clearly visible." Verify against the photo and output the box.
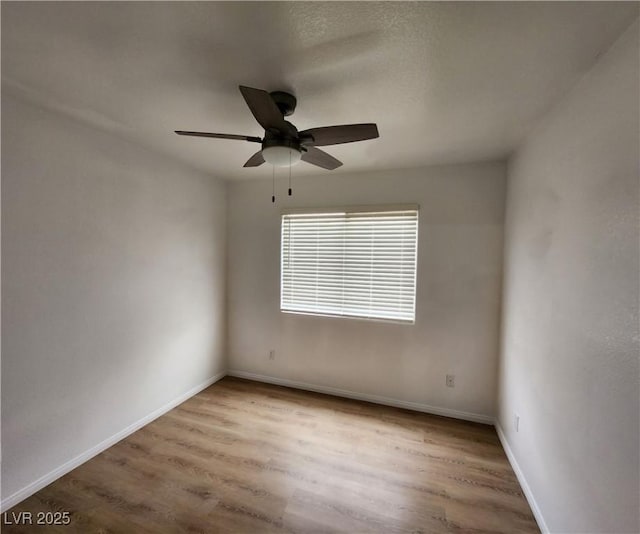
[2,377,538,533]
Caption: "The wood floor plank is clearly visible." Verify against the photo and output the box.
[2,377,538,533]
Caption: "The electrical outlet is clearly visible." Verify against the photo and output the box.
[446,374,455,388]
[268,349,275,360]
[515,413,520,432]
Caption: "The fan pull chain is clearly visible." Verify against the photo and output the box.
[272,165,275,203]
[288,151,292,196]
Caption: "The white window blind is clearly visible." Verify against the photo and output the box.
[281,207,418,323]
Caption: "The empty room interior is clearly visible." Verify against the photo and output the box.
[1,2,639,533]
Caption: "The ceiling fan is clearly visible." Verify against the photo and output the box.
[175,86,379,170]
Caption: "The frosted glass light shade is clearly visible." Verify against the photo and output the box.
[262,146,302,167]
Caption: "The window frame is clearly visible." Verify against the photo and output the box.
[280,204,419,324]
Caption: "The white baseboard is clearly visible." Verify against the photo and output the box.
[495,420,549,534]
[0,371,226,513]
[227,369,494,425]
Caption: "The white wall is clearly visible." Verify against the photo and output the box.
[1,93,227,503]
[227,162,506,420]
[498,20,639,534]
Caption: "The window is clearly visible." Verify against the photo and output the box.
[281,206,419,323]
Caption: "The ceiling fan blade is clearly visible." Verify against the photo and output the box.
[299,123,379,146]
[243,150,265,168]
[301,147,343,170]
[239,86,287,132]
[175,131,262,143]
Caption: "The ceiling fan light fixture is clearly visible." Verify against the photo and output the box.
[262,145,301,167]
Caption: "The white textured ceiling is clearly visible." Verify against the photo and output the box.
[2,2,637,180]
